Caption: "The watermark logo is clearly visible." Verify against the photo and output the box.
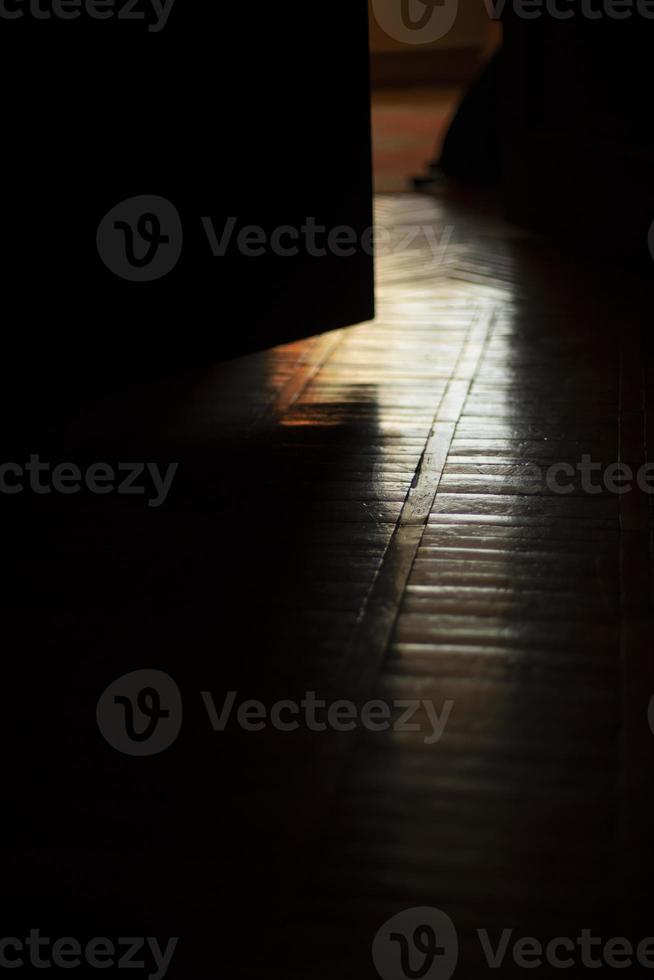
[371,0,459,44]
[201,691,453,744]
[374,911,654,974]
[0,931,177,978]
[0,456,178,507]
[97,669,183,756]
[100,200,454,269]
[373,908,459,980]
[501,456,654,496]
[0,0,176,31]
[372,0,654,43]
[97,195,182,282]
[98,678,454,756]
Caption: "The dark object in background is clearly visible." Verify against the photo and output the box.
[0,3,374,429]
[414,49,504,187]
[503,13,654,260]
[440,48,504,183]
[416,17,654,264]
[0,5,374,973]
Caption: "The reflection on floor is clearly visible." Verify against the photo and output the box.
[22,193,654,977]
[215,193,653,977]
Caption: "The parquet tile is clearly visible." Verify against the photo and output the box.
[9,193,654,978]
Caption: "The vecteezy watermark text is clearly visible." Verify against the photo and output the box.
[0,931,177,978]
[514,456,654,495]
[96,195,454,282]
[373,908,654,980]
[201,691,453,745]
[202,217,453,262]
[371,0,654,48]
[0,0,176,30]
[0,455,178,507]
[96,670,455,755]
[484,0,654,16]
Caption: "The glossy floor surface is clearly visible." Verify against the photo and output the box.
[12,193,654,978]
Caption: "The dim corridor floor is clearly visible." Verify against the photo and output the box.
[14,193,654,978]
